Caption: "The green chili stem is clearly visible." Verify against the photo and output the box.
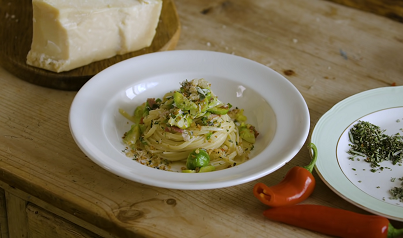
[303,143,318,173]
[388,223,403,238]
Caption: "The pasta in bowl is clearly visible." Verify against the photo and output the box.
[119,78,259,172]
[69,50,309,189]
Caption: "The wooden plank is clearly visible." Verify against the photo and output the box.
[5,192,28,238]
[0,0,181,90]
[26,204,102,238]
[0,188,8,238]
[325,0,403,22]
[0,181,115,238]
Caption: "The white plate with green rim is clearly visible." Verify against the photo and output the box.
[311,86,403,221]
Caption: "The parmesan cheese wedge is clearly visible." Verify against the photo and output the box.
[26,0,162,73]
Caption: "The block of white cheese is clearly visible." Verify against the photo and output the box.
[26,0,162,73]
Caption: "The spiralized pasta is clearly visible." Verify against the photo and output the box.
[120,78,258,172]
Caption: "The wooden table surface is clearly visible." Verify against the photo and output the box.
[1,0,403,237]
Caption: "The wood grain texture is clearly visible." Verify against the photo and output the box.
[0,180,116,238]
[326,0,403,22]
[27,203,102,238]
[0,188,8,238]
[0,0,181,91]
[0,0,403,237]
[5,192,29,238]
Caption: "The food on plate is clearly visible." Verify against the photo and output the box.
[347,121,403,169]
[253,143,317,207]
[262,204,403,238]
[390,177,403,202]
[347,120,403,202]
[120,78,259,172]
[26,0,162,73]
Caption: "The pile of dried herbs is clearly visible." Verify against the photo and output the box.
[347,121,403,168]
[390,177,403,202]
[347,120,403,202]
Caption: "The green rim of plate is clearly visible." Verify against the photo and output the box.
[311,86,403,221]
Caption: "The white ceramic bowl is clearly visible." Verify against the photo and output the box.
[69,50,309,190]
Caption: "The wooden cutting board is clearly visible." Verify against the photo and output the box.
[0,0,181,91]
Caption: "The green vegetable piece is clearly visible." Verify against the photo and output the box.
[123,124,140,145]
[235,109,247,122]
[168,113,192,129]
[207,104,232,115]
[199,93,211,112]
[161,98,174,109]
[138,124,146,134]
[207,97,221,109]
[196,86,211,100]
[199,165,216,173]
[174,91,197,110]
[239,126,256,143]
[181,166,215,173]
[186,148,210,170]
[133,104,146,124]
[182,170,196,173]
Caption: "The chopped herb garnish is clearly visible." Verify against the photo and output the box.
[389,186,403,202]
[347,121,403,168]
[139,136,148,145]
[348,121,403,203]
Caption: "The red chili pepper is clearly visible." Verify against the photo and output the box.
[263,204,403,238]
[253,143,317,207]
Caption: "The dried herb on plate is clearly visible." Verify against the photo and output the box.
[347,120,403,168]
[390,177,403,202]
[348,120,403,201]
[390,186,403,202]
